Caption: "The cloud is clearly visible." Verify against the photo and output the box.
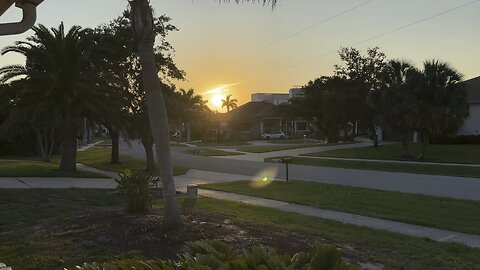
[202,81,245,95]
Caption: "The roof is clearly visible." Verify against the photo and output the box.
[464,76,480,104]
[226,101,279,122]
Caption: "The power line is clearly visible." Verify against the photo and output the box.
[243,0,480,83]
[231,0,374,60]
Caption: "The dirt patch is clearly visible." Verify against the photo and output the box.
[45,206,381,268]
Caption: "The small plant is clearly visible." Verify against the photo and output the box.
[115,169,160,213]
[72,240,358,270]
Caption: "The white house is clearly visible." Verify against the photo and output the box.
[251,93,289,105]
[289,87,305,99]
[458,76,480,135]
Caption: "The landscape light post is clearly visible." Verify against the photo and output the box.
[280,157,292,182]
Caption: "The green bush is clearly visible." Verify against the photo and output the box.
[431,135,480,144]
[73,240,357,270]
[115,169,160,213]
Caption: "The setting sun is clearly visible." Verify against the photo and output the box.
[211,94,223,108]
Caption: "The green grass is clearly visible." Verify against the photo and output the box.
[182,148,244,157]
[265,156,480,178]
[0,159,106,178]
[0,189,124,270]
[192,197,480,270]
[237,143,351,153]
[1,189,479,270]
[305,143,480,164]
[200,180,480,235]
[77,147,189,176]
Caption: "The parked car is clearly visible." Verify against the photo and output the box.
[261,131,286,140]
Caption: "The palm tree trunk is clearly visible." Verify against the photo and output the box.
[59,113,77,172]
[110,128,120,164]
[371,125,379,147]
[142,137,155,172]
[36,128,47,162]
[47,127,55,161]
[417,133,429,161]
[401,131,411,159]
[131,0,181,227]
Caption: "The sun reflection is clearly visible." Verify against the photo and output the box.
[249,167,278,188]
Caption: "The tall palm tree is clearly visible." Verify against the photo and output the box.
[129,0,278,227]
[130,0,181,227]
[415,60,468,160]
[221,94,238,112]
[0,23,109,172]
[381,60,422,158]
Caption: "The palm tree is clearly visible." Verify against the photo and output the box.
[381,60,422,158]
[0,23,109,172]
[221,94,238,112]
[129,0,182,227]
[129,0,278,227]
[415,60,468,160]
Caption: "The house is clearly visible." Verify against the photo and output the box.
[458,76,480,135]
[251,93,289,105]
[289,87,305,99]
[215,88,308,140]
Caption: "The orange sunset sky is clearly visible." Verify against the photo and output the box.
[0,0,479,112]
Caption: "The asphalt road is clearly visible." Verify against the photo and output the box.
[120,140,480,201]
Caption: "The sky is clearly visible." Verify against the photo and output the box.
[0,0,479,111]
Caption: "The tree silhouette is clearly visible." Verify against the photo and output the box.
[129,0,278,227]
[0,23,116,172]
[221,94,238,112]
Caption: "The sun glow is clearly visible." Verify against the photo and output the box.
[203,82,243,110]
[211,94,223,108]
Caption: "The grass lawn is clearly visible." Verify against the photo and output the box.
[0,189,124,269]
[192,197,480,270]
[1,189,479,270]
[0,159,106,178]
[182,148,244,157]
[200,180,480,236]
[305,143,480,164]
[237,143,352,153]
[265,156,480,178]
[77,147,189,176]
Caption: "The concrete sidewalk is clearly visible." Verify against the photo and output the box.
[198,188,480,248]
[217,141,375,162]
[0,167,253,189]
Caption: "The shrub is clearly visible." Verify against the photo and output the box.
[430,135,480,144]
[72,240,358,270]
[115,169,160,213]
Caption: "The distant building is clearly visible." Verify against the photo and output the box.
[289,87,305,99]
[251,93,289,105]
[458,76,480,135]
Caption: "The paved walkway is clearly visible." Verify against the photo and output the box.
[198,188,480,248]
[216,141,375,162]
[77,141,104,152]
[0,166,251,190]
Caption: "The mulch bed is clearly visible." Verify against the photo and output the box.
[59,207,315,260]
[43,206,382,269]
